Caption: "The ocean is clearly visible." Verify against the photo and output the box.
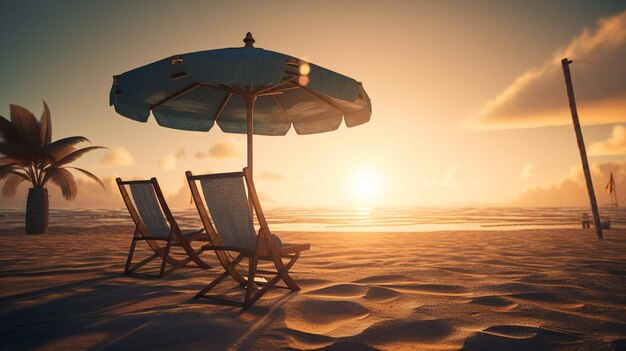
[1,207,626,233]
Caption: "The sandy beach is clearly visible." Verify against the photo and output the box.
[1,225,625,350]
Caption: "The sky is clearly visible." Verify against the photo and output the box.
[1,0,626,209]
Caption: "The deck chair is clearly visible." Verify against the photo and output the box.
[186,167,310,309]
[116,177,211,277]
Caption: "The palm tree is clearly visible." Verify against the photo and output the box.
[0,102,105,234]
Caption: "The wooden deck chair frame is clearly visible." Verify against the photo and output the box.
[117,177,212,277]
[186,167,310,309]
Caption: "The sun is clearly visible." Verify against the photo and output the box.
[350,168,383,203]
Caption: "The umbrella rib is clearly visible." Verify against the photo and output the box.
[150,84,199,110]
[273,86,301,93]
[271,95,293,125]
[255,77,297,95]
[288,82,347,117]
[199,83,244,95]
[213,93,232,122]
[257,86,301,96]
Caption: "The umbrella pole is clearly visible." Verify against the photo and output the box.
[246,94,256,215]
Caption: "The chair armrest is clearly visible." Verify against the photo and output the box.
[279,243,311,255]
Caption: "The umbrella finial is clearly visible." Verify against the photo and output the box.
[243,32,255,48]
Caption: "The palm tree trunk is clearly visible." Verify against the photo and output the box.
[26,187,48,234]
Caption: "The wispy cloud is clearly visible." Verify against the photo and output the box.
[158,152,176,170]
[516,162,622,206]
[259,171,285,181]
[589,125,626,156]
[441,165,463,187]
[195,139,242,159]
[175,147,186,160]
[102,147,134,166]
[467,10,626,130]
[521,163,536,178]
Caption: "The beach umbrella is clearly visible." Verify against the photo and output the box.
[109,33,372,181]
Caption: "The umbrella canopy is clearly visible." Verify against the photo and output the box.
[109,32,371,178]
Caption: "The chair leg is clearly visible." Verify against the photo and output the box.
[124,238,138,274]
[127,253,159,273]
[163,256,194,277]
[194,271,230,298]
[244,253,302,307]
[194,253,245,299]
[244,255,259,309]
[178,239,211,269]
[266,252,301,291]
[159,240,173,277]
[279,252,301,291]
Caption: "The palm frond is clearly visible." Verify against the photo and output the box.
[0,163,18,181]
[39,101,52,146]
[11,169,31,181]
[36,153,57,169]
[66,167,105,189]
[2,173,27,198]
[0,142,33,158]
[54,146,106,168]
[45,168,77,200]
[43,137,89,159]
[0,115,16,143]
[43,145,76,163]
[9,104,41,149]
[0,156,29,168]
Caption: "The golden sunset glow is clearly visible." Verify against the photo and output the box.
[350,168,383,204]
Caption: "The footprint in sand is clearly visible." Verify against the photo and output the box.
[361,319,456,348]
[284,299,372,338]
[462,325,582,351]
[509,292,585,310]
[307,283,401,303]
[353,274,411,284]
[363,286,400,302]
[306,283,368,298]
[309,341,379,351]
[382,283,471,296]
[471,296,519,312]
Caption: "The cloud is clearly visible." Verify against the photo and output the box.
[102,147,134,166]
[589,125,626,156]
[516,161,623,206]
[175,147,186,160]
[165,181,194,209]
[257,190,273,205]
[468,10,626,130]
[258,171,285,181]
[194,151,208,159]
[441,165,463,187]
[195,139,242,159]
[521,163,536,178]
[296,173,312,182]
[209,140,241,158]
[158,152,176,170]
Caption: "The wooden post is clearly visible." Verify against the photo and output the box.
[561,58,603,239]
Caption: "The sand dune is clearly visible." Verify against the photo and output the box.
[1,226,625,350]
